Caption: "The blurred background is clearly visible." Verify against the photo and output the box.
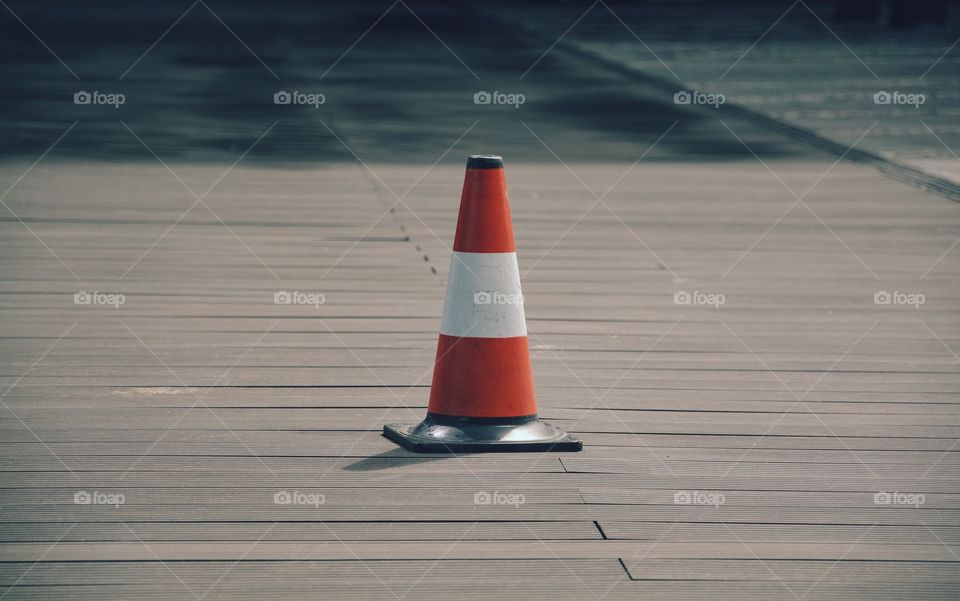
[1,0,958,176]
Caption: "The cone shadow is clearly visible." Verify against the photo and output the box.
[341,446,463,472]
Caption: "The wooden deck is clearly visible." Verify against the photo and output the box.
[2,155,958,599]
[1,1,959,599]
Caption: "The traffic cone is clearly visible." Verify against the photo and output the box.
[383,155,582,453]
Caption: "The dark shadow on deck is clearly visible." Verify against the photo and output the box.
[342,446,456,471]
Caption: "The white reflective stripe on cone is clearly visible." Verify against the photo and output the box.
[440,251,527,339]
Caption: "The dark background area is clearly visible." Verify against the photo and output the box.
[1,0,957,165]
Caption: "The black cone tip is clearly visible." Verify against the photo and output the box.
[467,154,503,169]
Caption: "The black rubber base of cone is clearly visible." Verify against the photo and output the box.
[383,415,582,453]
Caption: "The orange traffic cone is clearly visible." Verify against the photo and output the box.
[383,155,582,453]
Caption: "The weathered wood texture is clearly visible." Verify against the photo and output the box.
[1,154,957,599]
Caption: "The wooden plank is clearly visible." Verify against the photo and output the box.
[0,521,602,543]
[1,541,958,562]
